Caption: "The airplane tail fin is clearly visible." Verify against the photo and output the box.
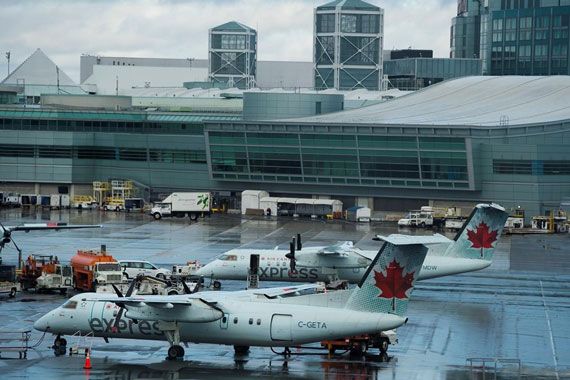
[344,235,448,317]
[445,203,509,261]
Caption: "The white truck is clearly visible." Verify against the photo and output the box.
[398,210,434,228]
[151,192,211,220]
[36,264,74,295]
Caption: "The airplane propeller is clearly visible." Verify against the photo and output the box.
[285,235,298,273]
[110,279,138,332]
[0,222,22,257]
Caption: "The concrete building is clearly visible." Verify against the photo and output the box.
[80,55,312,91]
[450,0,570,75]
[314,0,384,90]
[208,21,257,89]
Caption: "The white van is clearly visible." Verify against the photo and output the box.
[118,260,171,280]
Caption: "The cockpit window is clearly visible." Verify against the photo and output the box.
[219,255,237,261]
[62,300,78,309]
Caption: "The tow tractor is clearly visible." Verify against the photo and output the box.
[321,330,397,357]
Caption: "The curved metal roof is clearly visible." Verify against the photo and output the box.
[297,76,570,127]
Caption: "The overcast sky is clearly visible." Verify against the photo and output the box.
[0,0,457,83]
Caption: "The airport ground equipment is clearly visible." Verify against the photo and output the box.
[72,195,98,209]
[20,255,72,293]
[151,192,212,220]
[0,265,19,298]
[70,246,126,292]
[171,260,202,279]
[0,330,31,359]
[321,330,397,357]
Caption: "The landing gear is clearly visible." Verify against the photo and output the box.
[234,345,250,355]
[213,280,221,290]
[161,321,185,360]
[167,345,185,360]
[53,335,67,356]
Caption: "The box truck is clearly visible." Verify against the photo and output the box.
[151,192,211,220]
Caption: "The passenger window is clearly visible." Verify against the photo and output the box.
[256,319,261,326]
[249,318,253,325]
[62,300,78,309]
[233,317,238,324]
[222,316,227,323]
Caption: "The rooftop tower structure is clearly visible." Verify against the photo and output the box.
[314,0,384,90]
[209,21,257,89]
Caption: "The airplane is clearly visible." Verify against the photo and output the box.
[34,233,450,360]
[195,204,509,286]
[0,221,103,265]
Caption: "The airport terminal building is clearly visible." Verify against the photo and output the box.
[0,75,568,217]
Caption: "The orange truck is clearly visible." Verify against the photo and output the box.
[20,255,73,294]
[70,245,125,292]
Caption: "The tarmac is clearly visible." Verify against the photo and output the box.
[0,208,569,379]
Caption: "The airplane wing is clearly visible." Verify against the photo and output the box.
[4,222,103,232]
[317,241,354,256]
[375,233,451,245]
[249,284,323,299]
[93,295,223,323]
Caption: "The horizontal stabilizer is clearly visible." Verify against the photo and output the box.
[375,233,451,246]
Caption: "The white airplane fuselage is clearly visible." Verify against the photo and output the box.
[195,247,491,283]
[34,292,404,347]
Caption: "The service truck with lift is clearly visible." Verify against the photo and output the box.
[20,255,73,294]
[70,245,126,292]
[151,192,211,220]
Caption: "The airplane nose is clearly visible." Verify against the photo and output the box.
[33,314,50,332]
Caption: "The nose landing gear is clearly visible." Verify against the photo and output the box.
[52,334,67,356]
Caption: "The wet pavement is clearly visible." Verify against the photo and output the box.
[0,208,569,379]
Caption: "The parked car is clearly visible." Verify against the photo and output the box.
[118,260,171,280]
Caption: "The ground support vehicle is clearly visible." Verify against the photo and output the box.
[151,192,211,220]
[0,265,19,298]
[321,330,397,358]
[70,246,126,292]
[103,199,125,212]
[398,211,434,227]
[171,260,202,279]
[20,255,73,294]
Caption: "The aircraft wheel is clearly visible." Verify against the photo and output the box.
[213,281,221,290]
[379,338,389,354]
[349,343,364,357]
[167,345,184,360]
[234,345,250,355]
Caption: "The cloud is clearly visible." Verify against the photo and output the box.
[0,0,457,83]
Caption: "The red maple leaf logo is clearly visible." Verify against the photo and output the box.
[467,222,498,258]
[373,259,415,311]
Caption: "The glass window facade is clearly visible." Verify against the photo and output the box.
[493,159,570,175]
[208,132,471,189]
[489,6,570,75]
[0,144,206,164]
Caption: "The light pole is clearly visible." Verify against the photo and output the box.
[5,51,10,77]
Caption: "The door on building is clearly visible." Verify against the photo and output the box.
[270,314,292,341]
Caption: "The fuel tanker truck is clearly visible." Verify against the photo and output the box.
[70,245,126,292]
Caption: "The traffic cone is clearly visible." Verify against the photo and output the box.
[83,350,92,369]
